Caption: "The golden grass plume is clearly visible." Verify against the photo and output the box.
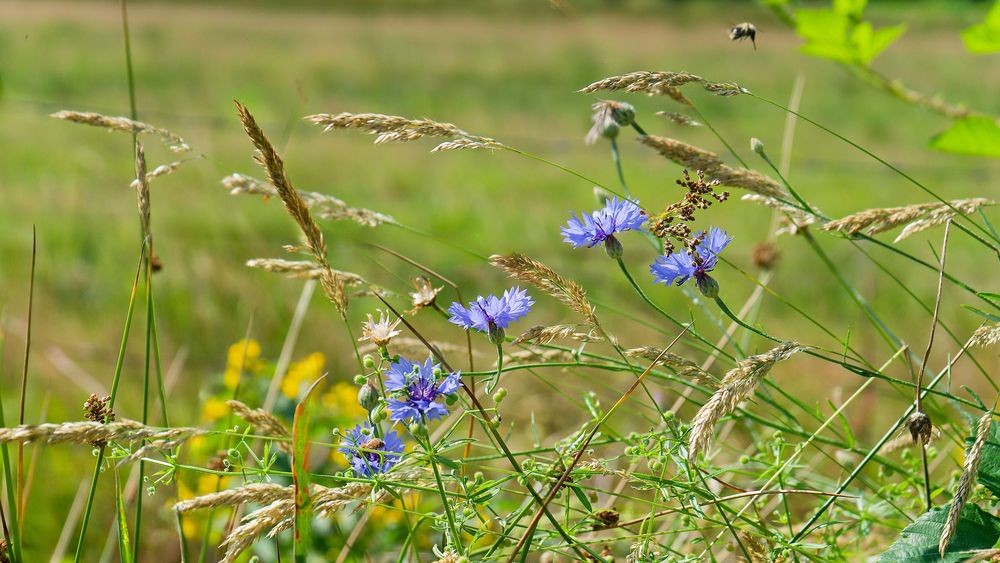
[513,324,603,346]
[222,172,395,227]
[939,410,994,557]
[579,71,746,97]
[688,342,806,463]
[490,253,597,325]
[639,135,786,198]
[235,101,349,313]
[822,198,995,242]
[50,110,191,153]
[969,324,1000,349]
[623,347,717,387]
[305,111,506,152]
[226,400,292,453]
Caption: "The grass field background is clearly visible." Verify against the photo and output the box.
[0,0,998,557]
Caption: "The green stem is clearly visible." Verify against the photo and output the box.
[489,342,504,395]
[420,420,464,555]
[609,138,633,198]
[75,242,145,563]
[615,258,737,362]
[747,91,999,247]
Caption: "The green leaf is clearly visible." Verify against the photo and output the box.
[963,304,1000,323]
[569,484,593,512]
[292,375,326,563]
[114,469,133,563]
[968,420,1000,498]
[962,1,1000,54]
[834,0,867,19]
[930,117,1000,158]
[878,504,1000,562]
[978,293,1000,305]
[795,8,902,65]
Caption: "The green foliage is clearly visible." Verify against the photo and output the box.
[930,116,1000,159]
[879,420,1000,561]
[794,2,905,65]
[878,505,1000,562]
[962,1,1000,54]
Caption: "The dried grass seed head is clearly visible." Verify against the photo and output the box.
[489,253,597,325]
[688,342,805,462]
[940,411,994,557]
[50,110,191,153]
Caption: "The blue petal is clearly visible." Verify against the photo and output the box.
[650,253,697,286]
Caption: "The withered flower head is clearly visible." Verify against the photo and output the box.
[591,508,620,530]
[650,169,729,255]
[585,100,635,145]
[83,393,115,447]
[358,309,402,348]
[751,241,779,270]
[409,276,443,314]
[906,411,934,445]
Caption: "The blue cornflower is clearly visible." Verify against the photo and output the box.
[650,227,732,297]
[448,287,533,344]
[561,196,646,258]
[339,422,405,477]
[384,357,462,423]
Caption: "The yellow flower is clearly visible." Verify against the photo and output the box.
[197,473,231,494]
[222,367,241,390]
[281,352,326,399]
[201,398,229,422]
[227,339,262,372]
[321,382,366,419]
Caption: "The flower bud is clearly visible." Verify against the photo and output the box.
[750,137,765,156]
[357,382,380,411]
[696,275,720,299]
[408,422,422,436]
[362,355,375,369]
[353,374,366,385]
[610,102,636,127]
[593,186,612,206]
[600,120,620,140]
[603,235,624,259]
[488,324,505,346]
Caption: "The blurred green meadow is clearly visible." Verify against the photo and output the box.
[0,0,998,558]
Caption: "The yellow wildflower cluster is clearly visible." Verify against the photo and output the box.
[223,338,264,389]
[281,352,327,399]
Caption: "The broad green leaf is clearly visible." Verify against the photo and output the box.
[967,420,1000,498]
[962,1,1000,54]
[795,8,902,65]
[862,24,906,64]
[834,0,867,19]
[930,117,1000,158]
[292,375,326,563]
[877,504,1000,562]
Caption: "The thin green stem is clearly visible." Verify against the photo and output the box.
[489,342,503,395]
[74,242,145,563]
[747,91,999,247]
[420,422,464,555]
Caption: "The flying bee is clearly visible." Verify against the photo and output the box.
[729,22,757,50]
